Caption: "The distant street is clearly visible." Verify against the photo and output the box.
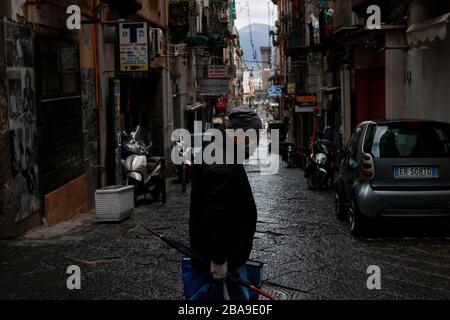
[1,135,450,300]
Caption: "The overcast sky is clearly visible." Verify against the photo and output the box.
[234,0,278,30]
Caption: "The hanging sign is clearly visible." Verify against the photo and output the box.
[296,95,317,104]
[119,22,149,72]
[268,85,282,96]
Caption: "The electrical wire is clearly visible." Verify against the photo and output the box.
[247,3,259,69]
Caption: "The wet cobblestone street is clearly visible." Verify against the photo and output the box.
[1,139,450,300]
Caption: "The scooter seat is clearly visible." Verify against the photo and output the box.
[147,157,161,173]
[148,156,162,163]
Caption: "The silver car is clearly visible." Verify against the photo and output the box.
[335,120,450,236]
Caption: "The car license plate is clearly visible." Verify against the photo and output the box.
[394,167,438,179]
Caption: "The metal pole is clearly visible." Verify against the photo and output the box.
[161,157,167,204]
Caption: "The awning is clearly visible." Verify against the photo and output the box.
[186,34,209,47]
[185,103,205,112]
[320,86,340,92]
[406,12,450,46]
[295,106,314,113]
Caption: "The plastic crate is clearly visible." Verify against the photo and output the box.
[95,185,134,222]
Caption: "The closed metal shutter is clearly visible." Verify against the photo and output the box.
[36,39,83,194]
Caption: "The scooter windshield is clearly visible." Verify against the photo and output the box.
[131,126,151,145]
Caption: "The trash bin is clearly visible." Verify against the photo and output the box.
[95,185,134,222]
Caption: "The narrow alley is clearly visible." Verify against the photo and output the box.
[1,137,450,300]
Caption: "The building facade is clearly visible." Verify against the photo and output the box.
[0,0,243,238]
[272,0,450,153]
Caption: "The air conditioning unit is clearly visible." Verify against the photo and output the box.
[149,28,164,57]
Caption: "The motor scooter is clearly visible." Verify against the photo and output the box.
[120,126,163,204]
[286,143,296,168]
[305,139,336,190]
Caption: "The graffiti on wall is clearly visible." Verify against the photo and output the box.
[5,21,39,222]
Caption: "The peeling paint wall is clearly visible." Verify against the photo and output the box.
[79,24,99,208]
[0,16,12,237]
[1,10,42,238]
[5,21,39,223]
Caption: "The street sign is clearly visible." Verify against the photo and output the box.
[119,22,149,72]
[268,86,282,96]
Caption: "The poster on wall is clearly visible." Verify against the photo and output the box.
[119,22,149,72]
[5,21,40,222]
[60,44,79,74]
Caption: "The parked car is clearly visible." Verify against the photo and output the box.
[335,120,450,236]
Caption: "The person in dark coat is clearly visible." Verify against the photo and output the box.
[189,105,262,300]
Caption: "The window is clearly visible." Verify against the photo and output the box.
[38,41,80,97]
[372,122,450,158]
[346,125,364,158]
[364,123,377,153]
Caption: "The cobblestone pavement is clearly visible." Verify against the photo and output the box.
[1,138,450,300]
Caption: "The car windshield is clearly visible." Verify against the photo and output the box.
[371,122,450,158]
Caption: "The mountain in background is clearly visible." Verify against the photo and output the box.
[238,23,274,70]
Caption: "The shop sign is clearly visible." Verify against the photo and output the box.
[208,65,234,79]
[287,83,296,95]
[215,97,228,110]
[119,22,149,72]
[296,95,317,104]
[268,85,282,96]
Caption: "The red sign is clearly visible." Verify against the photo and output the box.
[208,65,234,79]
[296,95,317,104]
[215,97,228,110]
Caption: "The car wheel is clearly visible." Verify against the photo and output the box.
[348,199,367,237]
[335,189,348,221]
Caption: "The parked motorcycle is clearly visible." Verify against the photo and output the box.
[305,139,336,190]
[173,138,192,190]
[286,143,296,168]
[120,126,163,204]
